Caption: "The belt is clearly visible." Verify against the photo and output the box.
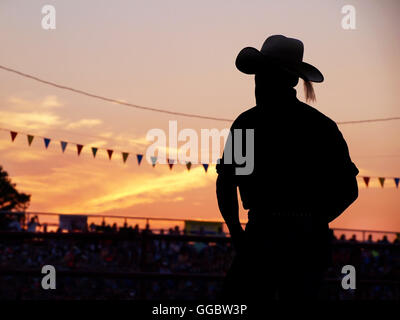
[248,210,314,219]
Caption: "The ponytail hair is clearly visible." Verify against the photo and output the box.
[303,80,316,103]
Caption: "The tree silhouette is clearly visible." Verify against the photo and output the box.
[0,165,30,211]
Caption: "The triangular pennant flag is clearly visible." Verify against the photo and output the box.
[10,131,18,142]
[151,156,157,167]
[363,177,370,187]
[394,178,400,189]
[168,158,174,170]
[378,177,385,188]
[76,144,83,156]
[27,135,34,146]
[91,147,98,158]
[122,152,129,163]
[60,141,68,153]
[202,163,209,172]
[107,149,113,160]
[136,154,143,165]
[44,138,51,149]
[186,162,192,171]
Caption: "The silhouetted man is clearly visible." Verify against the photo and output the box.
[216,35,359,301]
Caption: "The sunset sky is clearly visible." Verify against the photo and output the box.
[0,0,399,233]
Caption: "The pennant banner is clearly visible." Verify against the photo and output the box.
[10,131,18,142]
[77,144,84,156]
[60,141,68,153]
[91,147,98,158]
[44,138,51,149]
[168,158,174,170]
[4,129,400,185]
[27,135,34,146]
[2,129,213,173]
[107,149,113,160]
[151,156,157,167]
[359,176,400,189]
[136,154,143,165]
[122,152,129,163]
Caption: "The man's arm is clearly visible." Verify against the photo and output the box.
[216,172,244,249]
[325,173,358,223]
[323,124,359,223]
[216,118,246,249]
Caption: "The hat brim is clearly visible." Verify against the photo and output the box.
[235,47,324,83]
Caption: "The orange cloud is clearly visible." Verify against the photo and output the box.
[7,95,63,109]
[66,118,103,129]
[0,110,63,130]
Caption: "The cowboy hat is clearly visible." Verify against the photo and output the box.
[235,35,324,82]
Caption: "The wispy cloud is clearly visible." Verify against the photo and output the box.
[66,118,103,129]
[7,95,63,109]
[0,95,64,131]
[0,110,63,130]
[83,166,215,212]
[9,156,215,214]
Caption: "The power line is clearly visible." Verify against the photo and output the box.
[0,65,231,122]
[338,117,400,125]
[1,64,400,125]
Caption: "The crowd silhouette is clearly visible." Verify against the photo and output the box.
[0,218,399,300]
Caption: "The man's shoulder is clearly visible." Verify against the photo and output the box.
[231,106,259,128]
[297,101,338,130]
[230,102,339,131]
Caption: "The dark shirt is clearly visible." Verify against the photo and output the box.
[217,88,359,222]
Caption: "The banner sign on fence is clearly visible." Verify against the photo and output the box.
[184,220,223,235]
[59,215,88,231]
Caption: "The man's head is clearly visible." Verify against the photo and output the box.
[255,69,315,102]
[236,35,321,102]
[254,65,299,104]
[255,65,299,90]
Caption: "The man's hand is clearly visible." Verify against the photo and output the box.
[230,225,246,252]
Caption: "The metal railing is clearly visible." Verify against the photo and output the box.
[1,210,399,241]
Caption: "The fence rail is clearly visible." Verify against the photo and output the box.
[1,210,399,242]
